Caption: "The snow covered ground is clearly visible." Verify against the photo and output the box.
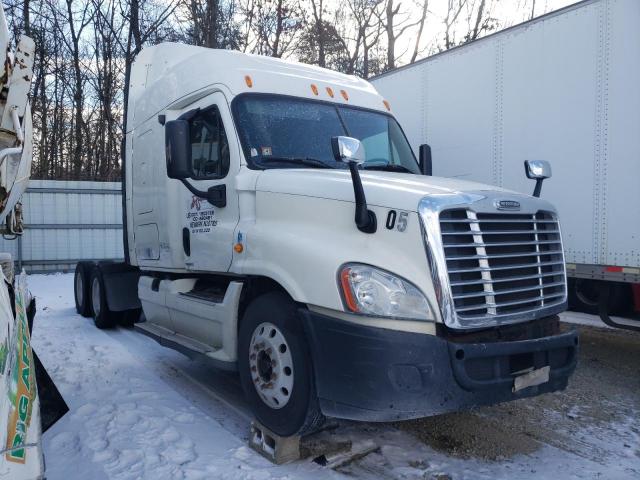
[29,273,640,479]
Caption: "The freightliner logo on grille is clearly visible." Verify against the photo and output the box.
[495,200,521,211]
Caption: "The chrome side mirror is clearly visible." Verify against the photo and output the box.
[331,136,366,164]
[525,159,552,180]
[524,160,552,197]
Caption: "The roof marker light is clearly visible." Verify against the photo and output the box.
[310,84,319,95]
[340,90,349,101]
[245,75,253,88]
[326,87,334,98]
[383,99,391,111]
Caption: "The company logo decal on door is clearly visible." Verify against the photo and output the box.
[187,195,218,234]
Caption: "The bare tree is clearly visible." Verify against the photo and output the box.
[331,0,385,76]
[410,0,429,63]
[382,0,428,70]
[443,0,467,50]
[246,0,303,58]
[297,1,348,71]
[177,0,240,48]
[48,0,97,177]
[309,0,326,66]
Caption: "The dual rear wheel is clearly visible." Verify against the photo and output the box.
[73,262,120,329]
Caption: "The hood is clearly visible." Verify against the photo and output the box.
[254,169,525,212]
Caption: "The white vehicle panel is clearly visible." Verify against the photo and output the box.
[426,43,496,186]
[602,0,640,268]
[499,2,600,264]
[372,0,640,269]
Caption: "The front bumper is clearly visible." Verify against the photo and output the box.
[300,310,578,422]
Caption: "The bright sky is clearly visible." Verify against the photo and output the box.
[382,0,579,64]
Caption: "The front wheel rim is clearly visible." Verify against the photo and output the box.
[91,277,101,318]
[249,322,294,409]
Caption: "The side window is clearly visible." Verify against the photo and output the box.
[190,106,230,179]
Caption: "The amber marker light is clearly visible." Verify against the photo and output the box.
[340,268,359,313]
[310,84,319,95]
[234,243,244,253]
[326,86,334,98]
[340,90,349,101]
[244,75,253,88]
[383,99,391,111]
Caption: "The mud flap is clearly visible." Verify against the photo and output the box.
[33,350,69,432]
[598,282,640,332]
[28,296,69,431]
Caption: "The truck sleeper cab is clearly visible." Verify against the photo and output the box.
[73,44,577,437]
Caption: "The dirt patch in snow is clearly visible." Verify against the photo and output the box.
[396,322,640,464]
[399,412,540,460]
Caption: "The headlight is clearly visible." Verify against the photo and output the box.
[339,264,432,321]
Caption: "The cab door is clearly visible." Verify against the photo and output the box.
[179,92,240,272]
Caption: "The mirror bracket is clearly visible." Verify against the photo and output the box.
[332,136,377,234]
[347,162,377,234]
[180,179,226,208]
[419,144,432,176]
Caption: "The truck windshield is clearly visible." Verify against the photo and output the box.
[233,95,420,173]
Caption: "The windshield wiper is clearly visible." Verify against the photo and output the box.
[254,156,335,169]
[363,163,414,173]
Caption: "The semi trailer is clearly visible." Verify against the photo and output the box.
[371,0,640,331]
[74,44,578,437]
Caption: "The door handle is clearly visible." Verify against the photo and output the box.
[182,227,191,256]
[206,184,226,208]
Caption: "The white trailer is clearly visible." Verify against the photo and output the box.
[371,0,640,330]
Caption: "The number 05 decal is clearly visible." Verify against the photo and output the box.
[386,210,408,232]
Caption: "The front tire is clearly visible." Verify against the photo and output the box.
[90,268,116,329]
[238,292,324,436]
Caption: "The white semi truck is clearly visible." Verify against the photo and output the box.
[74,44,578,437]
[372,0,640,331]
[0,6,67,479]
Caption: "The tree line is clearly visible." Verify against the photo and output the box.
[3,0,547,181]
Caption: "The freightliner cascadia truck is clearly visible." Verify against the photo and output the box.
[73,44,578,437]
[372,0,640,331]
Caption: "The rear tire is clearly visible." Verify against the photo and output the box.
[74,261,94,317]
[90,267,116,329]
[238,292,324,437]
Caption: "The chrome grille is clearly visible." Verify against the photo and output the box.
[440,209,566,323]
